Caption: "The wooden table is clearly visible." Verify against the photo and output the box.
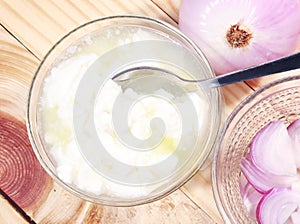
[0,1,299,223]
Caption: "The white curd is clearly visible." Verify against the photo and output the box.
[40,26,209,198]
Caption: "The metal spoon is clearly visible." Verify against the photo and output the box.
[113,52,300,90]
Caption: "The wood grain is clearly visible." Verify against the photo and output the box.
[81,191,216,224]
[0,26,38,121]
[179,83,254,224]
[0,0,175,59]
[182,167,223,224]
[151,0,181,22]
[0,193,30,224]
[0,26,52,213]
[0,112,52,209]
[0,25,88,223]
[32,182,85,224]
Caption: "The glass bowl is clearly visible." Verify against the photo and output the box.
[27,15,222,206]
[213,74,300,223]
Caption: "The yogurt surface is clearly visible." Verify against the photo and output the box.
[39,26,210,198]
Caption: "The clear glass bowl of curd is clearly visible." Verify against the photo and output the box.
[27,15,222,206]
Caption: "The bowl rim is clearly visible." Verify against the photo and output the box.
[26,15,223,206]
[212,74,300,222]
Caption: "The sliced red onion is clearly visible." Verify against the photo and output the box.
[239,174,263,219]
[250,121,297,176]
[288,119,300,167]
[239,174,252,199]
[291,211,300,223]
[257,188,300,224]
[179,0,300,74]
[241,156,298,193]
[238,119,300,223]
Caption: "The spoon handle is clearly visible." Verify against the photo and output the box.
[213,52,300,88]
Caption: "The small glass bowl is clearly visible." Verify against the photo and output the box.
[213,74,300,223]
[27,15,222,206]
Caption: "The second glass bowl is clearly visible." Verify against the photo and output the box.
[213,74,300,223]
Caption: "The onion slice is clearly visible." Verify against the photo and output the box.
[288,119,300,167]
[239,175,263,219]
[257,188,300,224]
[291,212,300,223]
[250,121,297,176]
[241,156,298,193]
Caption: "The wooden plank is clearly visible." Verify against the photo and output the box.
[0,26,38,121]
[151,0,180,22]
[0,0,176,59]
[181,167,223,224]
[32,183,86,223]
[0,26,53,214]
[0,25,89,223]
[34,184,217,224]
[179,83,253,224]
[81,190,216,224]
[0,193,30,224]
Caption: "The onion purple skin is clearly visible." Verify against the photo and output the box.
[179,0,300,75]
